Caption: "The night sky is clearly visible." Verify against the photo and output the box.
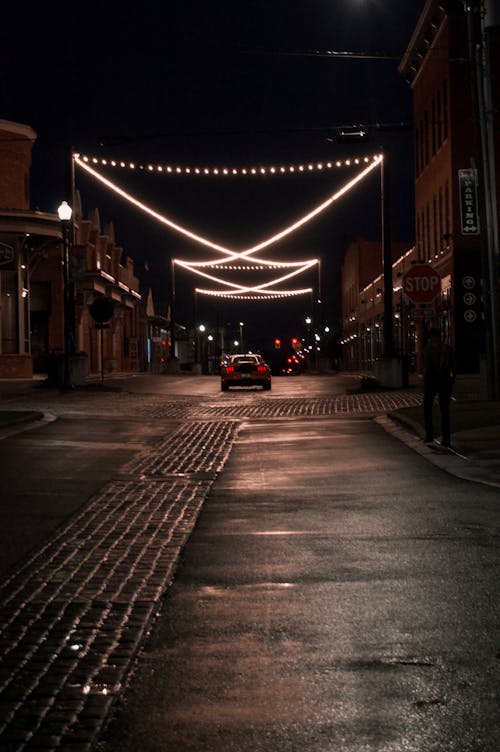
[1,0,426,343]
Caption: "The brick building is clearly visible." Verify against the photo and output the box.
[341,1,499,377]
[0,118,145,380]
[398,0,499,373]
[340,237,412,371]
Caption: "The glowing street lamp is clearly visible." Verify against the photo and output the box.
[57,200,73,388]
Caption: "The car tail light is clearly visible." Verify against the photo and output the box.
[257,365,267,373]
[225,365,235,373]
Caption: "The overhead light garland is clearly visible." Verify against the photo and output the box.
[75,152,377,178]
[197,288,313,300]
[74,152,383,300]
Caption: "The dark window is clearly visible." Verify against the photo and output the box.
[431,99,436,155]
[443,80,448,140]
[424,110,429,165]
[433,195,438,253]
[437,88,442,146]
[426,202,431,258]
[445,180,450,239]
[415,128,420,175]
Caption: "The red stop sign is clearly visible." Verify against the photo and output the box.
[402,264,441,303]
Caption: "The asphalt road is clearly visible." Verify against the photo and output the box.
[1,373,498,751]
[97,412,500,751]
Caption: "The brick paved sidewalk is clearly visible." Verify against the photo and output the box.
[0,420,239,750]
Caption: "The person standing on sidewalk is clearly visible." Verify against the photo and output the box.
[423,327,456,447]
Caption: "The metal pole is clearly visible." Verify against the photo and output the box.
[62,220,71,388]
[65,145,76,356]
[475,1,500,398]
[381,151,394,357]
[170,258,176,360]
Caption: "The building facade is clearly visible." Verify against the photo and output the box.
[340,237,413,371]
[0,119,145,380]
[399,0,499,373]
[341,1,499,376]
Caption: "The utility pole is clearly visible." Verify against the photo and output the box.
[474,0,500,399]
[381,150,394,358]
[170,258,176,360]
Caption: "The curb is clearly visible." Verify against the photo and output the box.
[377,414,500,489]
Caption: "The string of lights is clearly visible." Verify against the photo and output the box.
[73,152,383,301]
[174,258,319,292]
[74,154,382,261]
[196,289,313,299]
[75,152,379,178]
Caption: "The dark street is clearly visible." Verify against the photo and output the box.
[98,412,500,752]
[0,373,499,751]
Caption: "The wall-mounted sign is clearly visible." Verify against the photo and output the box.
[458,168,480,235]
[0,242,16,269]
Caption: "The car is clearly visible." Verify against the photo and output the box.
[220,353,272,391]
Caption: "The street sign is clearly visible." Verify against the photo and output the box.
[402,264,441,303]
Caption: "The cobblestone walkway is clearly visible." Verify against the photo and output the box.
[192,390,422,419]
[0,421,239,750]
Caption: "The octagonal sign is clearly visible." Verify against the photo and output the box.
[402,264,441,304]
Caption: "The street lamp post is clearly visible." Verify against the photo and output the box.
[57,200,73,389]
[197,324,205,371]
[239,321,244,352]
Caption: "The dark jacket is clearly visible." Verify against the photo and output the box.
[423,338,455,385]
